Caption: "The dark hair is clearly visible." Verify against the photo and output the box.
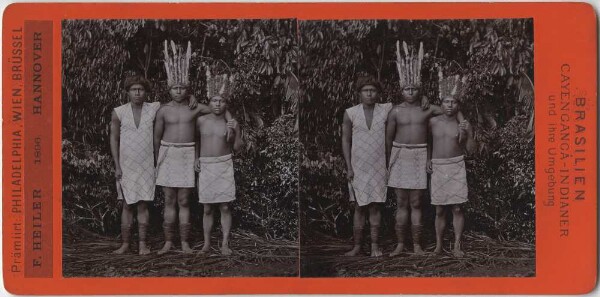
[124,75,152,91]
[355,75,382,92]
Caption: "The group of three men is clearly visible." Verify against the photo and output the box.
[110,41,243,256]
[343,42,476,258]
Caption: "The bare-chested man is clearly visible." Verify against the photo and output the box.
[154,85,233,254]
[387,41,464,256]
[110,74,198,255]
[154,41,233,254]
[428,82,475,258]
[195,94,242,256]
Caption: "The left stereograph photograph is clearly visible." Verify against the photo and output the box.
[61,19,299,277]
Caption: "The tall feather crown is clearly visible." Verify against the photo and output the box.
[438,69,469,101]
[163,40,192,88]
[205,67,234,100]
[395,41,424,88]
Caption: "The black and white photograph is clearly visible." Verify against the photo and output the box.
[300,19,535,277]
[62,19,299,277]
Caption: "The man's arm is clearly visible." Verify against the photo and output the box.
[429,104,443,116]
[109,110,122,179]
[194,118,202,172]
[153,107,165,164]
[420,95,430,110]
[426,118,434,173]
[232,121,244,153]
[341,111,353,181]
[463,122,476,155]
[430,105,466,122]
[385,108,397,167]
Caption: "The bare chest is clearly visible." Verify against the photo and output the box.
[163,108,196,125]
[131,107,142,128]
[200,120,228,137]
[396,108,430,126]
[432,120,459,139]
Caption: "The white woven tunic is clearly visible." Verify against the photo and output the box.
[114,102,160,204]
[346,103,392,206]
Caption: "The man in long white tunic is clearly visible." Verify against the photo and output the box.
[342,75,392,257]
[110,75,160,255]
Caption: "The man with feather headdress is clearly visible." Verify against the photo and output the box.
[386,41,465,256]
[154,40,235,254]
[427,71,475,258]
[195,67,243,256]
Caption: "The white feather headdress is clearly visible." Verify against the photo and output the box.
[205,67,235,100]
[163,40,192,88]
[395,41,424,88]
[438,68,469,101]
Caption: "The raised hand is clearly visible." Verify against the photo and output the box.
[188,94,199,109]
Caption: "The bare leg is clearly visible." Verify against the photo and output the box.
[410,190,425,255]
[178,188,193,253]
[137,202,151,255]
[113,202,133,254]
[368,203,382,257]
[452,204,465,257]
[434,206,447,254]
[201,204,214,253]
[158,187,177,255]
[344,203,366,256]
[219,203,233,255]
[390,189,409,256]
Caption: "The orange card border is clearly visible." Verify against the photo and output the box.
[2,2,597,294]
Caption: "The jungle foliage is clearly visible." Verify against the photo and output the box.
[300,19,535,242]
[62,19,299,240]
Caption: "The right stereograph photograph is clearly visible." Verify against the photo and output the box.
[299,19,535,277]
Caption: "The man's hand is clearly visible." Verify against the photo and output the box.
[426,160,433,174]
[188,94,199,109]
[421,95,431,110]
[347,168,354,181]
[194,158,201,173]
[115,166,123,180]
[227,119,238,130]
[226,119,237,142]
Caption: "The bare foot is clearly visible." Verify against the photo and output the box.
[199,243,211,254]
[413,244,425,255]
[157,241,173,255]
[181,241,193,254]
[389,243,404,257]
[112,243,129,254]
[221,245,233,256]
[370,243,382,257]
[433,244,443,255]
[344,245,361,256]
[139,242,151,255]
[452,244,465,258]
[453,242,465,257]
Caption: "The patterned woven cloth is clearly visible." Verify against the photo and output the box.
[387,142,428,189]
[346,103,392,206]
[197,154,236,204]
[431,155,468,205]
[155,141,196,188]
[114,102,160,204]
